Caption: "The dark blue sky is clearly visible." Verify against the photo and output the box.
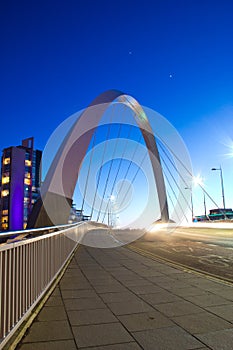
[1,0,233,213]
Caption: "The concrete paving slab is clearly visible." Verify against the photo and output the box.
[64,297,107,311]
[118,311,173,331]
[50,287,60,297]
[100,291,139,303]
[171,286,208,297]
[133,270,164,278]
[189,279,226,291]
[21,320,73,342]
[195,328,233,350]
[93,284,127,293]
[159,280,193,290]
[81,343,142,350]
[120,279,154,287]
[59,281,92,290]
[211,288,233,302]
[154,300,203,317]
[141,291,181,305]
[68,308,117,326]
[205,304,233,322]
[147,276,176,285]
[37,306,67,321]
[18,340,77,350]
[172,311,233,334]
[45,296,63,306]
[132,326,203,350]
[127,284,164,295]
[106,300,154,315]
[72,323,134,348]
[184,293,231,307]
[61,288,98,299]
[87,278,117,286]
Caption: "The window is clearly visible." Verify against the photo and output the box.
[24,178,31,185]
[2,189,9,197]
[2,176,10,184]
[2,223,8,229]
[25,160,32,166]
[3,158,10,165]
[25,172,31,179]
[1,216,8,223]
[2,209,8,215]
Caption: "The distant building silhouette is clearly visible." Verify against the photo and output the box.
[0,137,41,231]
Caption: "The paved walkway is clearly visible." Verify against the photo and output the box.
[17,245,233,350]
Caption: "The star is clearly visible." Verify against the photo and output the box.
[169,74,173,78]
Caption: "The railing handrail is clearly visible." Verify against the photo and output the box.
[0,222,86,252]
[0,221,94,348]
[0,221,81,239]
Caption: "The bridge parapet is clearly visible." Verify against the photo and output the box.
[0,222,95,349]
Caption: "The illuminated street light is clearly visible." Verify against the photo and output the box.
[211,166,226,210]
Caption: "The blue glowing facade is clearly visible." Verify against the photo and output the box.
[0,138,41,231]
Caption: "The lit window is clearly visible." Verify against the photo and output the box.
[3,158,10,165]
[2,209,8,215]
[24,178,31,185]
[2,189,9,197]
[23,223,27,229]
[25,172,31,179]
[1,216,8,223]
[2,176,10,184]
[25,160,32,166]
[2,223,8,229]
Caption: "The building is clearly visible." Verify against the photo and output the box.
[195,208,233,221]
[0,137,42,231]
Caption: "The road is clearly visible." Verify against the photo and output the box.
[130,225,233,282]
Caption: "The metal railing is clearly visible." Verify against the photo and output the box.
[0,222,91,349]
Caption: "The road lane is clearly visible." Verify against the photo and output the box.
[130,226,233,282]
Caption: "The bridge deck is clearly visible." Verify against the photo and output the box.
[17,245,233,350]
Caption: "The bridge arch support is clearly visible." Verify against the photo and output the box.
[28,90,169,228]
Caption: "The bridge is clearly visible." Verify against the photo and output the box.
[1,91,233,349]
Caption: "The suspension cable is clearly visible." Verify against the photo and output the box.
[159,151,191,213]
[90,113,114,220]
[96,123,122,222]
[155,132,220,209]
[157,139,190,188]
[101,124,133,223]
[115,133,143,204]
[118,150,148,210]
[161,159,188,223]
[81,131,97,213]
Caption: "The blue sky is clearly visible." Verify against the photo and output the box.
[0,0,232,222]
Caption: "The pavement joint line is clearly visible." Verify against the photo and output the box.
[81,247,211,350]
[128,244,233,287]
[3,244,80,350]
[77,247,146,350]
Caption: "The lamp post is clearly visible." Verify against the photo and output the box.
[211,166,226,210]
[185,187,194,221]
[203,191,207,217]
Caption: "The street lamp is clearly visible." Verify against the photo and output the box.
[185,187,194,221]
[211,166,226,210]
